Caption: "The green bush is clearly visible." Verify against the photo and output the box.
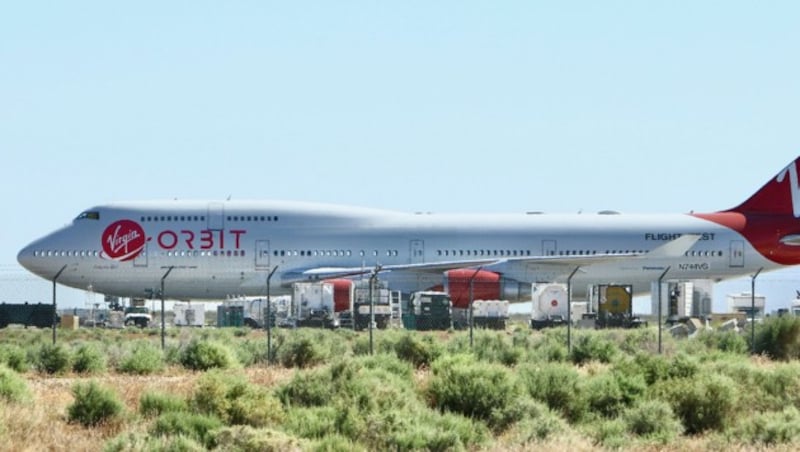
[151,411,222,449]
[277,368,330,407]
[518,362,586,422]
[470,330,523,366]
[0,344,30,373]
[179,339,238,371]
[190,370,283,427]
[278,335,326,368]
[389,410,488,451]
[570,332,617,365]
[67,381,125,427]
[729,406,800,445]
[279,355,488,450]
[234,339,266,367]
[213,425,311,451]
[426,354,521,431]
[583,371,646,418]
[650,373,739,434]
[311,434,366,452]
[103,432,205,452]
[622,399,683,441]
[393,333,442,368]
[586,417,628,449]
[139,391,188,417]
[511,404,568,444]
[72,343,107,374]
[0,364,30,403]
[754,316,800,360]
[117,341,164,375]
[36,343,71,375]
[695,329,749,354]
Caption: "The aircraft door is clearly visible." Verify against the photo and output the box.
[207,202,224,231]
[729,240,744,268]
[256,240,271,270]
[542,240,557,256]
[409,240,424,264]
[134,243,148,267]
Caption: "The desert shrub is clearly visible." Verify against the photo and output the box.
[67,381,125,427]
[729,406,800,445]
[234,339,266,367]
[570,332,617,365]
[695,329,749,354]
[180,339,238,370]
[650,373,739,434]
[759,363,800,409]
[104,432,205,452]
[390,410,488,451]
[72,343,107,374]
[586,417,628,449]
[583,371,646,418]
[357,352,413,379]
[471,330,523,366]
[279,355,488,450]
[665,352,699,379]
[213,425,311,451]
[36,343,71,375]
[754,316,800,360]
[619,327,660,354]
[530,336,569,362]
[518,362,586,422]
[117,341,164,375]
[509,400,568,444]
[0,365,30,403]
[277,368,330,407]
[0,344,30,373]
[278,335,326,368]
[426,354,521,431]
[393,332,442,368]
[139,391,188,418]
[622,399,683,441]
[284,406,338,438]
[151,412,222,449]
[311,434,366,452]
[191,370,283,427]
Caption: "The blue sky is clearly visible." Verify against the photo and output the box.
[2,2,800,312]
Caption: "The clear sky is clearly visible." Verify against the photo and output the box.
[2,2,800,312]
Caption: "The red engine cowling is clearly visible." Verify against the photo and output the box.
[443,269,531,308]
[325,279,353,312]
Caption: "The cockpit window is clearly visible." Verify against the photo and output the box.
[75,211,100,220]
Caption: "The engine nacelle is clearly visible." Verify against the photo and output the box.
[443,269,531,308]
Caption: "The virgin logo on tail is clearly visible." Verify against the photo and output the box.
[101,220,146,262]
[777,161,800,218]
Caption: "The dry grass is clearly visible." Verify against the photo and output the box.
[0,366,296,451]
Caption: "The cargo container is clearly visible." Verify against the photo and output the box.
[173,303,205,327]
[403,291,452,330]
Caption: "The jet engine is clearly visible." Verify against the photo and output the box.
[443,269,531,308]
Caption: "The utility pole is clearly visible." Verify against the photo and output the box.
[160,266,174,350]
[51,265,68,345]
[266,265,278,364]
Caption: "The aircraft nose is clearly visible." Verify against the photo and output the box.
[17,243,34,272]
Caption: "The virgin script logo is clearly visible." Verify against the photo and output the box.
[777,161,800,218]
[101,220,146,261]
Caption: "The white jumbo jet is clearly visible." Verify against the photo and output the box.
[17,157,800,308]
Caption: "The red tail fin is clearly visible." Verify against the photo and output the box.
[729,157,800,217]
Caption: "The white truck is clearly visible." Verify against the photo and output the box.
[292,282,339,328]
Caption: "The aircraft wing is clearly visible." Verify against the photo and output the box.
[278,234,701,284]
